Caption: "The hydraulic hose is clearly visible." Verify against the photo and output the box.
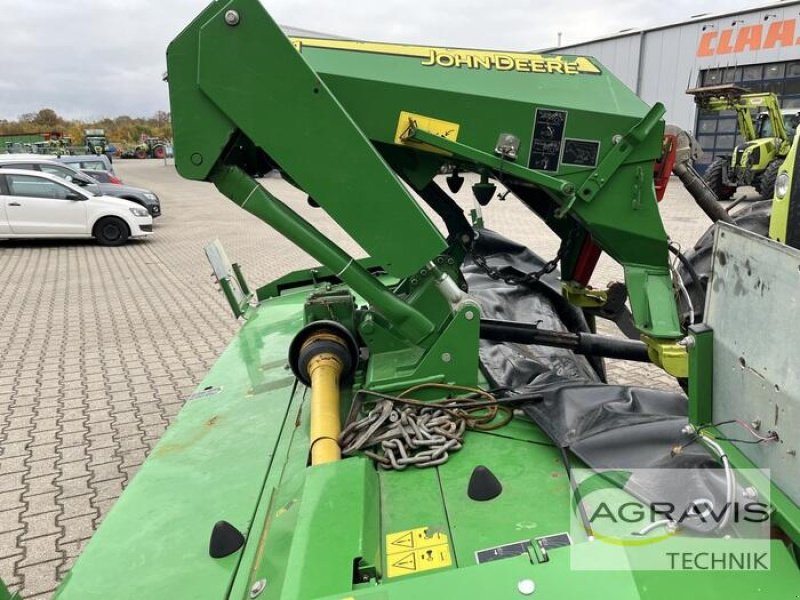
[479,319,651,363]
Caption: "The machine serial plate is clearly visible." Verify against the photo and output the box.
[529,108,567,172]
[562,138,600,167]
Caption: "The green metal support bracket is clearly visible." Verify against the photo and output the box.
[182,0,447,279]
[575,102,666,205]
[212,165,435,344]
[688,324,714,425]
[204,240,254,319]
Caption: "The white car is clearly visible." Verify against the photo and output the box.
[0,169,152,245]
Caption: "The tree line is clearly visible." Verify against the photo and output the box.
[0,108,172,147]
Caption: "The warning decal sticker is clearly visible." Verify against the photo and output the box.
[385,527,453,578]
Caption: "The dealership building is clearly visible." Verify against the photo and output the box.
[548,1,800,168]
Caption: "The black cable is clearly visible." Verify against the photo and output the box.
[668,243,704,322]
[713,437,772,445]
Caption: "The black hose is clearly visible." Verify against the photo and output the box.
[673,161,735,224]
[668,244,704,323]
[479,319,651,363]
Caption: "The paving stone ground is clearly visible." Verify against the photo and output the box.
[0,159,745,597]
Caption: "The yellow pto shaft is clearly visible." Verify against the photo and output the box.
[289,323,358,467]
[307,351,345,465]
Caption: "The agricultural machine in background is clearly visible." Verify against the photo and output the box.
[121,136,168,159]
[689,84,799,200]
[84,128,108,155]
[6,0,796,598]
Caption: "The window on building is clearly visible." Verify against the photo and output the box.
[697,119,717,134]
[788,62,800,78]
[742,65,763,81]
[764,64,786,80]
[703,70,724,86]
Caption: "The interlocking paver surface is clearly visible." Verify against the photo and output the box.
[0,159,736,597]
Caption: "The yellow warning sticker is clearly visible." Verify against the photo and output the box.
[394,111,460,155]
[385,527,452,578]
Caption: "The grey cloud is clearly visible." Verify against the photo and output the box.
[0,0,761,120]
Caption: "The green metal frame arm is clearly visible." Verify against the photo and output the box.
[169,0,446,279]
[212,166,435,343]
[576,103,665,204]
[736,109,758,141]
[407,110,682,341]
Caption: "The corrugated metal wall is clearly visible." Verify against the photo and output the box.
[556,1,800,132]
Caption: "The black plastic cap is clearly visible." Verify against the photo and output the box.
[209,520,245,558]
[468,465,503,501]
[446,173,465,194]
[472,182,496,206]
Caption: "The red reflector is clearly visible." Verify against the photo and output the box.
[654,134,677,202]
[110,176,122,184]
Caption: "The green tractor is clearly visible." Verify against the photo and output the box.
[84,128,108,155]
[688,85,798,200]
[133,136,168,159]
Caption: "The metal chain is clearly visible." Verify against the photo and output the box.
[340,400,466,469]
[469,242,563,287]
[468,227,579,288]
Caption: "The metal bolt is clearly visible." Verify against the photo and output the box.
[441,352,452,363]
[751,419,761,431]
[743,487,758,499]
[464,310,475,321]
[681,424,696,436]
[612,134,623,145]
[678,336,695,350]
[517,579,536,595]
[250,579,267,598]
[224,9,240,26]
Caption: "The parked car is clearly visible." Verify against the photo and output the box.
[0,169,152,245]
[58,153,115,174]
[81,169,122,184]
[0,155,161,217]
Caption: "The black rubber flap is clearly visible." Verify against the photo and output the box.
[468,465,503,501]
[209,520,245,558]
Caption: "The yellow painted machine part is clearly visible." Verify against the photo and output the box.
[307,352,345,465]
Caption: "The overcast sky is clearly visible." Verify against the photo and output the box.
[0,0,766,121]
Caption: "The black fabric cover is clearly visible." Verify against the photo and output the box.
[463,228,604,387]
[464,229,731,527]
